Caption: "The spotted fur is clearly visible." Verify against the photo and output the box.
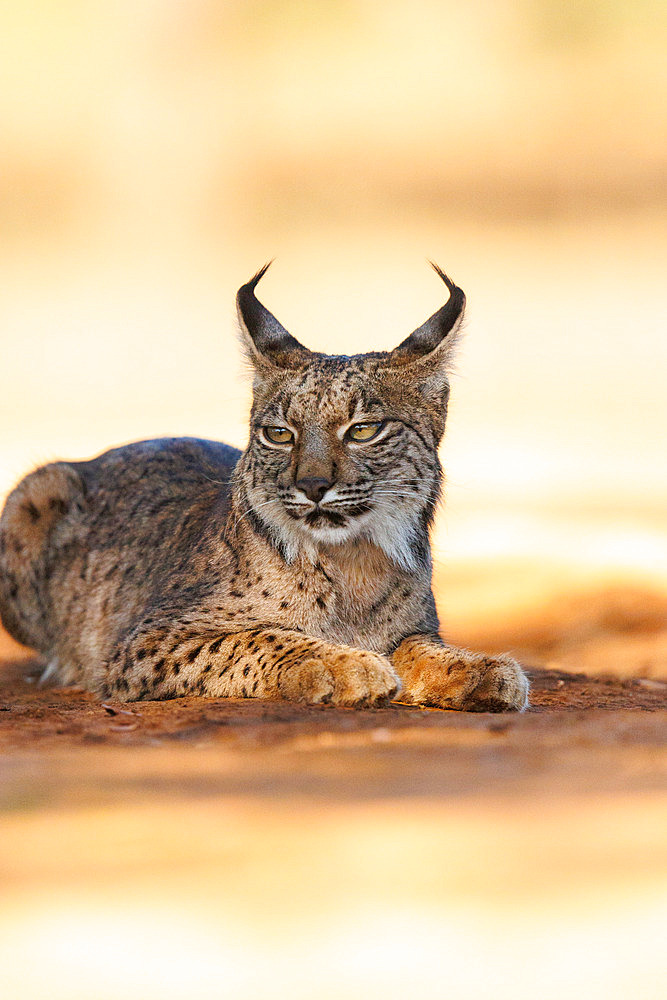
[0,265,528,711]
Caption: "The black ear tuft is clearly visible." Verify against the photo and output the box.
[389,264,466,366]
[427,260,464,305]
[236,263,309,367]
[237,261,274,314]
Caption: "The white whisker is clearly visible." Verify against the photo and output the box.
[229,497,280,533]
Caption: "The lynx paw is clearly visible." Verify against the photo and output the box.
[395,644,529,713]
[279,648,400,708]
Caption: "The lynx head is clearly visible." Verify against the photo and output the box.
[236,263,465,570]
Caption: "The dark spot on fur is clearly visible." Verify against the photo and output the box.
[24,502,40,522]
[48,497,69,516]
[314,561,334,584]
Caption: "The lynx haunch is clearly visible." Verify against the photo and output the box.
[0,264,528,711]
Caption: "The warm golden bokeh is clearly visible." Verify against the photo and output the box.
[1,3,666,998]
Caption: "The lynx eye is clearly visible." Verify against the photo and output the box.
[346,421,384,443]
[263,426,294,445]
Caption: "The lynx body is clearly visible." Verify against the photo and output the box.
[0,266,528,710]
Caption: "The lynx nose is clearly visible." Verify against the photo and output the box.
[296,476,332,504]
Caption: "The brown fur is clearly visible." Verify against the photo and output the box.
[0,266,528,710]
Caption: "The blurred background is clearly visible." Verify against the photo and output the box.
[1,3,666,998]
[1,0,666,639]
[2,0,666,664]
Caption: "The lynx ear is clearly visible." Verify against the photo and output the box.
[236,263,310,369]
[387,263,466,374]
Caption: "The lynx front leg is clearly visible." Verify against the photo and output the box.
[103,618,400,707]
[391,635,529,712]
